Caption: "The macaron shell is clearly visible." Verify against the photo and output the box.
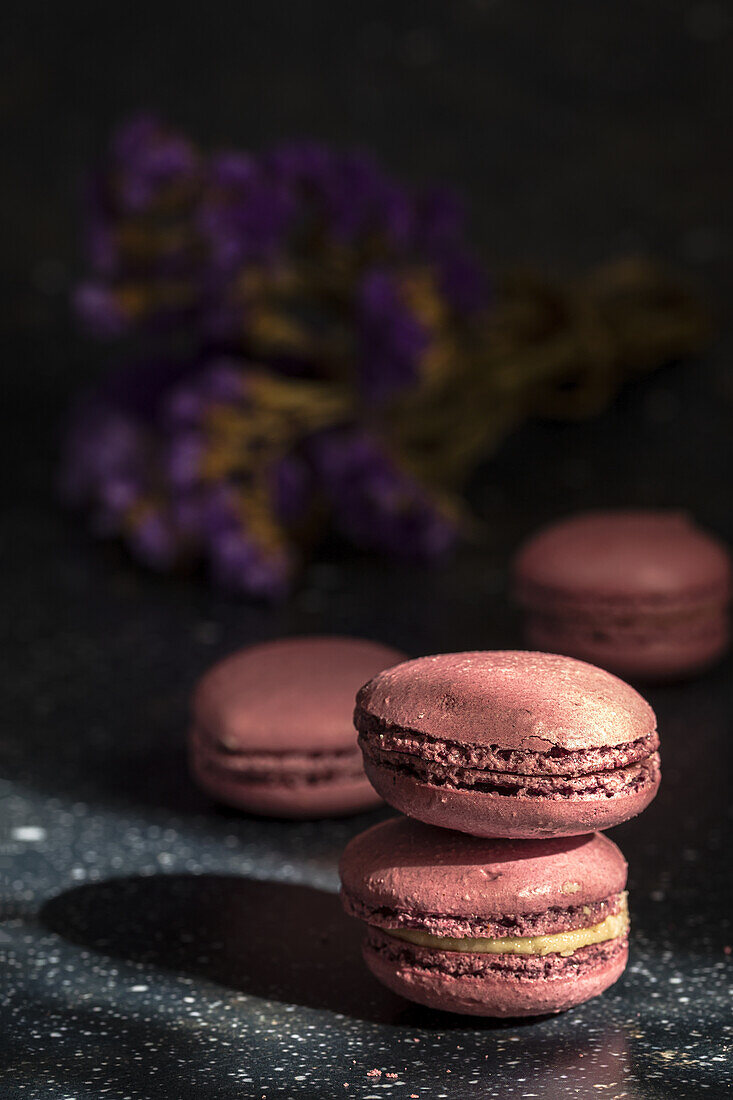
[363,937,628,1017]
[194,636,405,753]
[514,511,731,603]
[356,651,655,752]
[526,615,729,681]
[363,756,660,839]
[190,749,382,818]
[339,818,627,918]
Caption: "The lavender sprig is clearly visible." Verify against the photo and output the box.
[310,428,457,560]
[76,117,488,378]
[65,118,487,595]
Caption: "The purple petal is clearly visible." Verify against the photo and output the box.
[59,400,145,504]
[207,526,292,600]
[73,283,130,338]
[98,475,142,515]
[437,252,489,314]
[199,156,295,271]
[110,115,198,213]
[310,429,457,560]
[126,507,179,569]
[201,361,246,404]
[357,270,428,401]
[164,431,204,489]
[162,384,206,428]
[271,452,313,525]
[208,151,258,187]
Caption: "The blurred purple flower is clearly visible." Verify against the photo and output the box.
[198,484,292,599]
[103,358,196,422]
[163,431,204,490]
[200,360,246,403]
[317,152,413,246]
[271,451,313,526]
[61,358,296,599]
[59,397,146,507]
[160,360,249,495]
[264,141,333,186]
[310,429,457,559]
[209,151,259,187]
[97,475,141,517]
[161,359,245,428]
[438,252,488,315]
[67,124,483,595]
[110,115,199,213]
[73,283,131,338]
[125,506,179,570]
[162,383,207,429]
[415,188,488,314]
[357,269,428,401]
[199,153,296,272]
[207,524,292,600]
[264,144,414,246]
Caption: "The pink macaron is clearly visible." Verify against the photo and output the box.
[190,635,404,817]
[340,817,630,1017]
[513,510,731,680]
[356,650,660,838]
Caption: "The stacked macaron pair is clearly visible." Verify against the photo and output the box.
[340,650,661,1017]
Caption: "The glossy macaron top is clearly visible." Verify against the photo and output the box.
[514,510,731,606]
[355,650,655,752]
[340,817,627,920]
[194,635,404,753]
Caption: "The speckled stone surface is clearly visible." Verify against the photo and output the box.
[2,628,732,1099]
[3,0,733,1096]
[3,451,732,1100]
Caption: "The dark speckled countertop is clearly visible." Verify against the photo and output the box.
[2,1,732,1096]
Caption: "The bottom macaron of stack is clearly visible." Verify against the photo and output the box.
[340,818,630,1017]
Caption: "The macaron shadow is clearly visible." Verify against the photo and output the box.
[39,875,540,1029]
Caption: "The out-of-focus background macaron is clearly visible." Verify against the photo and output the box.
[190,635,404,817]
[513,510,731,680]
[356,650,660,838]
[340,817,630,1017]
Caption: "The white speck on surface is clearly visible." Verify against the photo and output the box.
[11,826,47,843]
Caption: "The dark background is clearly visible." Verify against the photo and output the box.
[2,2,732,1098]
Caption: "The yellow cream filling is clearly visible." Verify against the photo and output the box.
[383,894,628,958]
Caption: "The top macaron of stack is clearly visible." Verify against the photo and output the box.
[356,650,660,839]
